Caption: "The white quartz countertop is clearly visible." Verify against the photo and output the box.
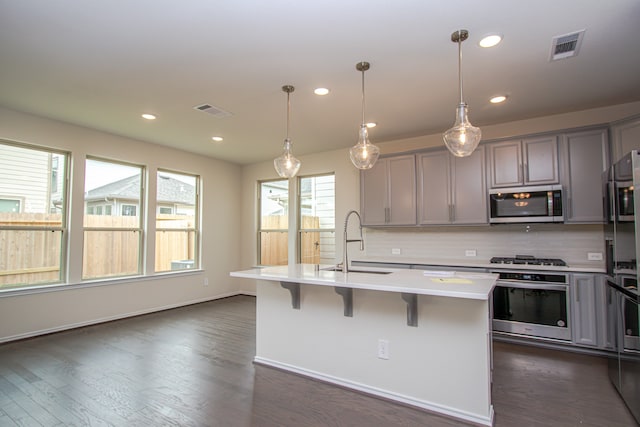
[230,264,498,300]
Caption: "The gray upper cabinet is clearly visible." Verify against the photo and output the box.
[418,150,450,224]
[561,128,609,223]
[610,114,640,162]
[418,146,487,225]
[361,154,416,226]
[488,136,559,188]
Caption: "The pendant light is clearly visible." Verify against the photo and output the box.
[274,85,301,178]
[349,61,380,170]
[443,30,482,157]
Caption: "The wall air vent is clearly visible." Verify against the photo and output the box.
[193,103,233,118]
[550,29,585,61]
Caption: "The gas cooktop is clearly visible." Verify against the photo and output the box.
[490,255,567,267]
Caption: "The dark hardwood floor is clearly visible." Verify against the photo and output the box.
[0,295,636,426]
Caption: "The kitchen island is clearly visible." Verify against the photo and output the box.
[230,264,498,426]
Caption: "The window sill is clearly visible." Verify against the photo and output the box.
[0,269,204,298]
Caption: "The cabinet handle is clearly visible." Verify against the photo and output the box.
[385,207,389,223]
[567,196,572,218]
[451,205,455,222]
[523,162,529,183]
[576,285,580,303]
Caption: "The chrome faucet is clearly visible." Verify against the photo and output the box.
[342,210,364,273]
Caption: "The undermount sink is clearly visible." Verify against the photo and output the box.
[322,267,392,275]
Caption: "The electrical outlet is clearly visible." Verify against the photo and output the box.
[465,249,477,257]
[391,248,401,255]
[204,277,209,286]
[378,339,390,360]
[587,252,603,261]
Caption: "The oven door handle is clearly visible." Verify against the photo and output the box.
[496,281,567,291]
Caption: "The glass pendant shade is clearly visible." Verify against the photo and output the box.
[350,61,380,170]
[274,138,301,178]
[443,29,481,158]
[350,124,380,169]
[273,85,301,178]
[443,103,482,157]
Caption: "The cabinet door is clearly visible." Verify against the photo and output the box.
[611,115,640,162]
[572,274,598,347]
[599,276,616,350]
[489,140,522,188]
[523,136,559,185]
[452,146,488,224]
[360,159,388,226]
[417,150,451,225]
[563,128,608,223]
[387,155,416,225]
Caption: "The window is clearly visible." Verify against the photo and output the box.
[0,199,21,213]
[0,141,68,289]
[83,158,143,280]
[258,179,289,265]
[155,170,199,272]
[299,174,335,264]
[121,204,137,216]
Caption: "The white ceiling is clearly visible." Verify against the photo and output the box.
[1,1,639,166]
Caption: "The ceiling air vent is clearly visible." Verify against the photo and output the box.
[193,103,233,119]
[549,29,585,61]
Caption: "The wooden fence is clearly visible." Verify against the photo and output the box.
[0,213,196,286]
[1,213,325,286]
[260,215,320,265]
[0,213,62,286]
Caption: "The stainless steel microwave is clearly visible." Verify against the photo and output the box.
[489,185,563,223]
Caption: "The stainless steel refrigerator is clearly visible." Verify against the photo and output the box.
[605,150,640,423]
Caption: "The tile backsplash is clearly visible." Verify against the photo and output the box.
[363,223,605,267]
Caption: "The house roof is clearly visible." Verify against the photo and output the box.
[85,174,195,205]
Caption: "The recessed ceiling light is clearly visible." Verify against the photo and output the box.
[314,87,330,96]
[141,113,156,120]
[479,34,503,48]
[366,122,377,128]
[211,136,224,142]
[490,95,507,104]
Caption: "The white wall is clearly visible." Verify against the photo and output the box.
[234,101,640,293]
[0,107,243,342]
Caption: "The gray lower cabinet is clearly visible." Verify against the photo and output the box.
[418,146,487,225]
[488,136,559,188]
[571,273,599,348]
[561,128,609,223]
[600,276,617,350]
[360,154,416,226]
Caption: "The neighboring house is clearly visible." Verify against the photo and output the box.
[0,144,64,214]
[85,174,195,216]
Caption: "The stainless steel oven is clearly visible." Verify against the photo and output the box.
[492,270,571,341]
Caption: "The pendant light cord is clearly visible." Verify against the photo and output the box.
[286,91,291,140]
[361,67,366,126]
[458,35,464,104]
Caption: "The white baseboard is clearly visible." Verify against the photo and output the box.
[1,291,246,344]
[254,356,494,427]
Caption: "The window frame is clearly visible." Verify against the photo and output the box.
[155,169,200,273]
[297,173,336,264]
[0,139,69,288]
[82,156,145,280]
[257,178,290,266]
